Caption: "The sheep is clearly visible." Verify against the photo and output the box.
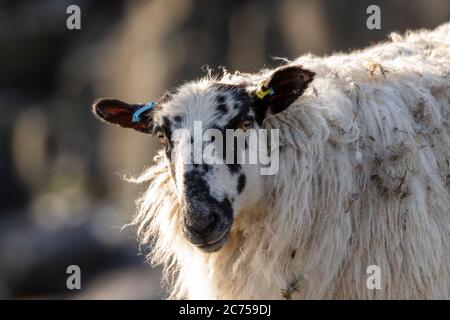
[92,22,450,299]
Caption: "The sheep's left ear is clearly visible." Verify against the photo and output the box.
[92,98,155,134]
[251,66,315,122]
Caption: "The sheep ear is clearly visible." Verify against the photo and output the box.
[92,98,154,134]
[251,66,315,122]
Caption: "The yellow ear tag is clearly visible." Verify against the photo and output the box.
[255,81,275,99]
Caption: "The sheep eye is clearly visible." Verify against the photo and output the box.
[157,131,165,144]
[240,120,253,131]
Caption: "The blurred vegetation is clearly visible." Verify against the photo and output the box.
[0,0,448,299]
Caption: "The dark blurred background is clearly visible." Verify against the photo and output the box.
[0,0,448,299]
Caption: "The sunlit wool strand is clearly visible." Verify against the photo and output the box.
[129,22,450,299]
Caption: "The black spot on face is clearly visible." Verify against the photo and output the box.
[219,198,233,220]
[184,170,210,199]
[161,116,171,127]
[237,174,246,194]
[161,116,173,140]
[217,95,226,103]
[173,115,183,123]
[217,104,228,113]
[227,163,241,174]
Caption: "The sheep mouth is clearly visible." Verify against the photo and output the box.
[181,217,232,253]
[194,232,229,253]
[181,225,230,253]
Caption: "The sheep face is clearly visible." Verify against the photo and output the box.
[92,65,314,252]
[152,82,266,252]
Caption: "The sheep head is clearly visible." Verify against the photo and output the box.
[92,65,314,252]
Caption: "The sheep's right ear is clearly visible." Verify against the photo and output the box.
[92,98,154,134]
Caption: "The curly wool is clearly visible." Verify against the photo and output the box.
[130,22,450,299]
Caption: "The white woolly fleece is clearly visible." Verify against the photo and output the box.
[130,22,450,299]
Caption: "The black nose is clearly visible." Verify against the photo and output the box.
[184,212,220,242]
[181,197,233,251]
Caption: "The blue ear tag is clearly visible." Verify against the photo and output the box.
[132,101,156,123]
